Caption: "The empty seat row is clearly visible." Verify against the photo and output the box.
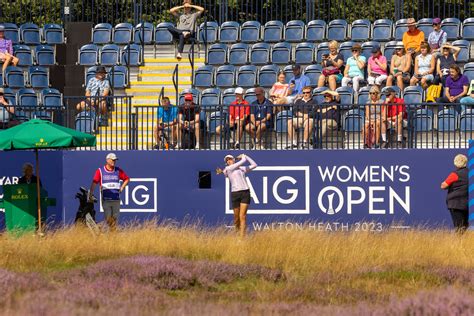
[1,87,62,108]
[2,23,64,45]
[91,22,179,45]
[13,44,56,66]
[3,66,50,89]
[84,66,129,89]
[78,43,142,66]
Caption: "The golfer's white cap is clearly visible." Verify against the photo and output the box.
[234,87,244,95]
[106,153,118,160]
[224,154,234,162]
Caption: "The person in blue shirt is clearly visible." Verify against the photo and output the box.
[246,87,273,149]
[287,64,311,103]
[154,97,179,149]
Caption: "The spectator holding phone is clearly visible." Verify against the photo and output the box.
[410,42,435,90]
[367,45,388,86]
[287,64,310,103]
[318,40,344,91]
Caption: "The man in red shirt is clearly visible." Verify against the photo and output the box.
[89,153,130,231]
[216,87,250,149]
[383,87,407,147]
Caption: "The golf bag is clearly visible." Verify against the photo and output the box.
[75,186,97,224]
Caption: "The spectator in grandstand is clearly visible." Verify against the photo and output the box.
[153,97,178,150]
[367,45,388,87]
[287,86,315,149]
[287,64,311,103]
[269,72,290,107]
[178,93,201,149]
[316,90,340,140]
[364,85,386,148]
[89,153,130,232]
[386,42,412,91]
[441,154,469,233]
[410,42,435,90]
[168,0,205,60]
[383,87,407,146]
[0,25,19,73]
[427,18,447,56]
[19,162,42,187]
[216,153,257,238]
[436,64,469,107]
[459,81,474,110]
[216,87,250,149]
[341,43,366,92]
[0,88,14,128]
[247,87,273,150]
[402,18,425,56]
[76,66,110,116]
[318,40,344,91]
[436,43,461,86]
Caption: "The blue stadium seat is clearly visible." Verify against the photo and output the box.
[275,110,293,133]
[240,21,261,43]
[207,43,227,65]
[17,88,38,108]
[5,66,25,88]
[441,18,461,40]
[315,42,329,63]
[350,19,370,41]
[43,24,64,44]
[452,40,470,63]
[460,109,474,134]
[3,88,16,106]
[283,65,293,83]
[76,111,96,134]
[244,87,258,104]
[258,64,280,88]
[312,86,328,104]
[20,23,40,45]
[208,110,225,134]
[414,109,433,131]
[200,88,221,106]
[339,41,355,62]
[237,65,257,88]
[13,44,33,66]
[344,109,364,132]
[394,19,409,41]
[121,44,142,66]
[403,85,423,110]
[215,65,236,88]
[335,86,354,109]
[154,22,174,44]
[199,21,219,43]
[222,88,236,105]
[35,45,55,66]
[463,63,474,83]
[462,18,474,41]
[383,41,398,60]
[417,18,433,39]
[361,41,380,60]
[304,64,322,87]
[100,44,120,66]
[250,42,270,65]
[78,44,99,65]
[108,66,128,89]
[437,108,458,131]
[285,20,305,42]
[92,23,113,44]
[271,41,291,64]
[113,23,133,44]
[263,20,284,43]
[372,19,393,42]
[357,86,371,106]
[3,23,19,44]
[219,21,240,43]
[306,20,326,42]
[327,19,348,41]
[29,66,49,89]
[134,22,154,44]
[179,88,200,105]
[295,42,315,65]
[228,43,249,66]
[41,88,63,108]
[194,65,214,88]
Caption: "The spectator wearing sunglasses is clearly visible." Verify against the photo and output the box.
[436,43,461,86]
[427,18,447,56]
[287,86,315,149]
[386,42,412,91]
[341,43,366,92]
[403,18,425,56]
[247,87,273,150]
[367,45,388,86]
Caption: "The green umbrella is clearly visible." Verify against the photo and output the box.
[0,119,96,233]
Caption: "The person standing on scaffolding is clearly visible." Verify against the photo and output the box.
[168,0,205,60]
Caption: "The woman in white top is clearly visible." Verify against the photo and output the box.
[216,153,257,237]
[410,42,435,90]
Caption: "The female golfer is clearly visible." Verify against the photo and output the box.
[217,153,257,237]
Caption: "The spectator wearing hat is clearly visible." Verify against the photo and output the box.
[287,86,315,149]
[341,43,366,92]
[216,87,250,149]
[153,96,179,149]
[0,25,19,73]
[178,93,201,149]
[427,18,447,56]
[367,46,388,86]
[168,0,204,60]
[317,90,340,141]
[382,87,407,146]
[410,42,435,90]
[402,18,425,55]
[0,88,14,128]
[247,87,273,149]
[76,66,110,116]
[318,40,344,91]
[287,64,311,103]
[436,43,461,86]
[386,42,412,91]
[364,85,386,148]
[436,64,469,107]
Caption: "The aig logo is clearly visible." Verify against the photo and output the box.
[225,166,310,214]
[100,178,158,213]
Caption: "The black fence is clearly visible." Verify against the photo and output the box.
[0,0,472,25]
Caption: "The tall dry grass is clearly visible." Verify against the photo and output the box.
[0,224,473,274]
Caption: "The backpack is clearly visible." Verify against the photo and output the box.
[425,84,442,102]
